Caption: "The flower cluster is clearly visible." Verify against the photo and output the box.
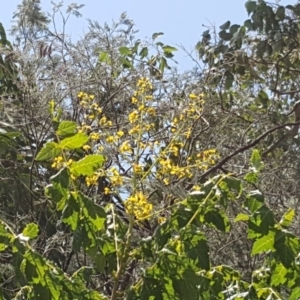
[51,156,73,170]
[124,192,153,220]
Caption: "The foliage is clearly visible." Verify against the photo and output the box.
[1,0,300,299]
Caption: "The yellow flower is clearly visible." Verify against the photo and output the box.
[117,130,124,138]
[192,185,201,191]
[131,96,139,104]
[189,93,197,99]
[128,110,139,123]
[51,156,64,169]
[86,174,99,186]
[70,174,77,181]
[66,159,73,167]
[119,141,132,153]
[83,145,91,151]
[158,216,166,224]
[89,132,100,141]
[106,136,115,143]
[99,116,107,125]
[77,91,84,99]
[133,164,143,173]
[104,187,110,195]
[89,94,95,100]
[124,192,153,220]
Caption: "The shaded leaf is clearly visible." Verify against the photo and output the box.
[219,21,230,30]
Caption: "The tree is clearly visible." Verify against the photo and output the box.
[1,0,300,299]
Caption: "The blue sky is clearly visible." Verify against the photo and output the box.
[0,0,292,70]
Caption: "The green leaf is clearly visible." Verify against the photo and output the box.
[139,47,148,59]
[271,263,287,286]
[251,231,275,255]
[36,141,61,161]
[224,71,234,89]
[229,24,240,34]
[244,171,258,184]
[280,208,295,228]
[234,213,250,222]
[244,19,253,30]
[79,193,106,231]
[245,1,257,16]
[173,268,202,299]
[276,6,285,20]
[180,227,210,270]
[219,21,230,30]
[99,51,109,63]
[219,30,233,41]
[70,154,105,176]
[251,149,263,171]
[275,231,295,268]
[152,32,164,40]
[223,176,242,196]
[0,23,7,45]
[56,121,77,137]
[22,223,39,239]
[47,168,69,206]
[162,45,177,53]
[244,190,264,213]
[159,57,168,73]
[59,133,89,150]
[120,57,133,69]
[204,209,230,232]
[119,46,131,55]
[62,195,79,230]
[290,287,300,300]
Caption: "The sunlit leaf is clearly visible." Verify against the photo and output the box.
[70,154,105,176]
[59,133,88,150]
[22,223,39,239]
[56,121,77,137]
[36,141,61,161]
[270,263,287,286]
[280,208,295,228]
[251,231,275,255]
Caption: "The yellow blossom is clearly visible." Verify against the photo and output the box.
[131,97,138,104]
[99,116,107,125]
[189,93,197,99]
[158,216,166,224]
[192,185,201,191]
[119,141,132,153]
[51,156,64,169]
[83,145,91,151]
[106,136,115,143]
[104,187,110,195]
[124,192,153,220]
[89,132,100,141]
[128,110,139,123]
[133,164,143,173]
[86,174,99,186]
[117,130,124,138]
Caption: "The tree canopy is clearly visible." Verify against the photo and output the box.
[1,0,300,299]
